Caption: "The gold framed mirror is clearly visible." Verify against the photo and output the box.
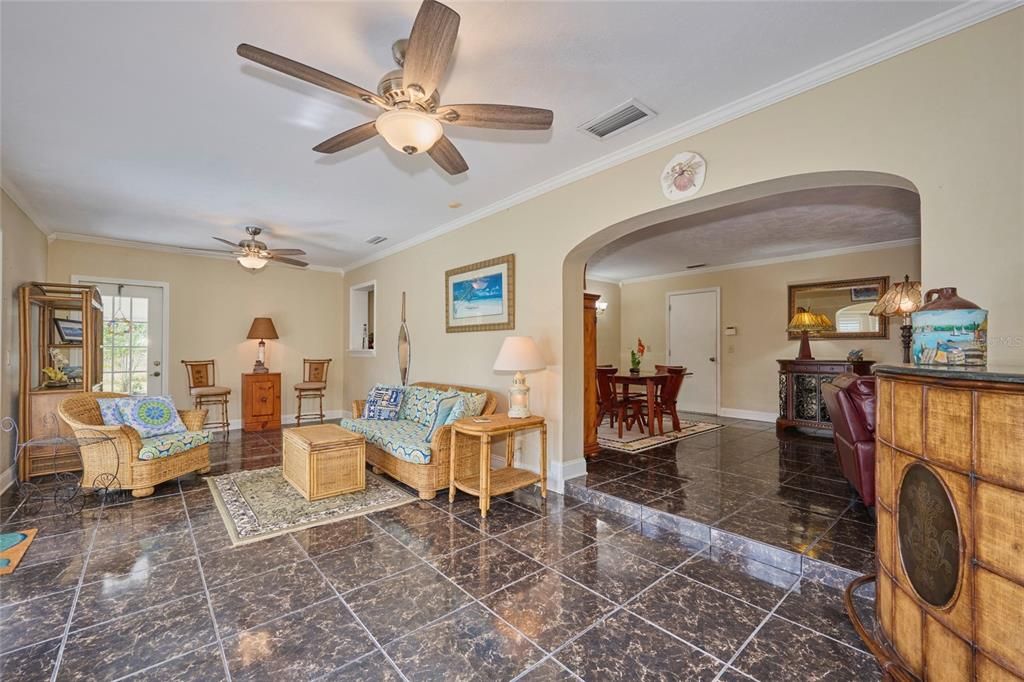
[787,276,889,340]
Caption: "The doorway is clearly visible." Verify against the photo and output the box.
[666,288,719,415]
[72,276,169,395]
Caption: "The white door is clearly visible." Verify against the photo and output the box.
[75,279,166,395]
[667,290,718,415]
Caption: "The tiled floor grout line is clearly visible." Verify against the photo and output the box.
[291,525,413,682]
[180,488,234,682]
[361,512,559,674]
[47,489,113,682]
[712,576,805,681]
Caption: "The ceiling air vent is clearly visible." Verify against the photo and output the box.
[686,263,707,270]
[365,235,388,245]
[578,99,656,140]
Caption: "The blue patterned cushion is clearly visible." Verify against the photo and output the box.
[138,430,211,461]
[363,385,405,421]
[425,393,461,442]
[339,418,432,464]
[116,396,186,438]
[444,391,488,425]
[97,398,124,426]
[398,386,448,427]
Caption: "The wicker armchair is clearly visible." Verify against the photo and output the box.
[351,382,498,500]
[58,392,212,498]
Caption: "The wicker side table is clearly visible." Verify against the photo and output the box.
[283,424,365,501]
[449,414,547,517]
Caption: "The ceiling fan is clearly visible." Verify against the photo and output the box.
[236,0,553,175]
[209,226,309,271]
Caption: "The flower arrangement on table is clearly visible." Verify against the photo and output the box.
[629,338,646,374]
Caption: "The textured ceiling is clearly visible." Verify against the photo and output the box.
[587,185,921,281]
[2,1,956,268]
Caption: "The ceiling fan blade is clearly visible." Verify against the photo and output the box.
[213,237,241,248]
[427,135,468,175]
[237,43,381,106]
[402,0,460,97]
[437,104,553,130]
[313,122,378,154]
[269,255,309,268]
[185,246,238,254]
[266,248,306,256]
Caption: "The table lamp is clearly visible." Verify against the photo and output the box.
[493,336,546,418]
[246,317,279,373]
[787,308,833,360]
[871,274,922,363]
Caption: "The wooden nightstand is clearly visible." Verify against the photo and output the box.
[449,414,547,517]
[241,372,281,432]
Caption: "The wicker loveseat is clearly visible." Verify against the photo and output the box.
[58,392,212,498]
[347,381,498,500]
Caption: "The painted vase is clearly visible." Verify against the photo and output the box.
[911,288,987,366]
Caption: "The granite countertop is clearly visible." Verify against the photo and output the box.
[873,363,1024,384]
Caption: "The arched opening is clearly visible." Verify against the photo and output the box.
[562,170,920,467]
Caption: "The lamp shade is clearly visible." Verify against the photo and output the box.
[871,275,922,317]
[246,317,279,340]
[787,309,833,332]
[493,336,546,373]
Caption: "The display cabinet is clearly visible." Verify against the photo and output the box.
[18,282,104,479]
[776,358,874,435]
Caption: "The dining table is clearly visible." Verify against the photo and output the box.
[612,370,692,436]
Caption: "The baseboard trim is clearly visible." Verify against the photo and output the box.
[0,464,15,497]
[718,408,777,423]
[550,457,588,494]
[226,409,350,431]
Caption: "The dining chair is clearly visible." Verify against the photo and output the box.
[180,360,231,436]
[596,367,643,438]
[646,365,686,433]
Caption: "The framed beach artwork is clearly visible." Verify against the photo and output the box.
[445,254,515,333]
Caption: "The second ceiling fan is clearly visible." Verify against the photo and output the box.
[238,0,553,175]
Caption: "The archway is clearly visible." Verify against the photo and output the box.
[561,170,919,471]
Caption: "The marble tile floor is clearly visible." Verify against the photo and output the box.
[567,414,877,587]
[1,423,878,680]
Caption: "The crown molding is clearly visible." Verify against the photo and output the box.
[343,2,1017,273]
[584,274,622,286]
[49,232,345,274]
[610,237,921,285]
[1,175,55,235]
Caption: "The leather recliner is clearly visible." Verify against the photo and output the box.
[821,373,877,507]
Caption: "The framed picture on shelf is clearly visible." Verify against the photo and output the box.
[445,254,515,333]
[53,318,84,343]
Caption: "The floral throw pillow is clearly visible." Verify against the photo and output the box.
[424,393,461,442]
[116,396,187,438]
[97,398,124,426]
[363,384,405,421]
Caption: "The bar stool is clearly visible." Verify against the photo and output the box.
[295,358,331,425]
[181,360,231,436]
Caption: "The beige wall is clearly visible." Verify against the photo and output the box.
[585,279,621,366]
[47,240,345,422]
[619,243,920,416]
[1,190,50,482]
[342,11,1023,487]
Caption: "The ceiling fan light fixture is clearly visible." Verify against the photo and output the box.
[375,108,443,155]
[238,254,269,271]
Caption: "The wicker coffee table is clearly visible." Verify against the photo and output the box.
[282,424,365,501]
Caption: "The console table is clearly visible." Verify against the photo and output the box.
[776,359,874,435]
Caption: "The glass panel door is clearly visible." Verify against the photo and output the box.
[80,281,165,395]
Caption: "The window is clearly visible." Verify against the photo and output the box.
[349,281,376,354]
[101,294,149,393]
[835,302,879,334]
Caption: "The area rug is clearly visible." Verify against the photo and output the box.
[598,418,724,453]
[0,528,38,575]
[208,467,415,546]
